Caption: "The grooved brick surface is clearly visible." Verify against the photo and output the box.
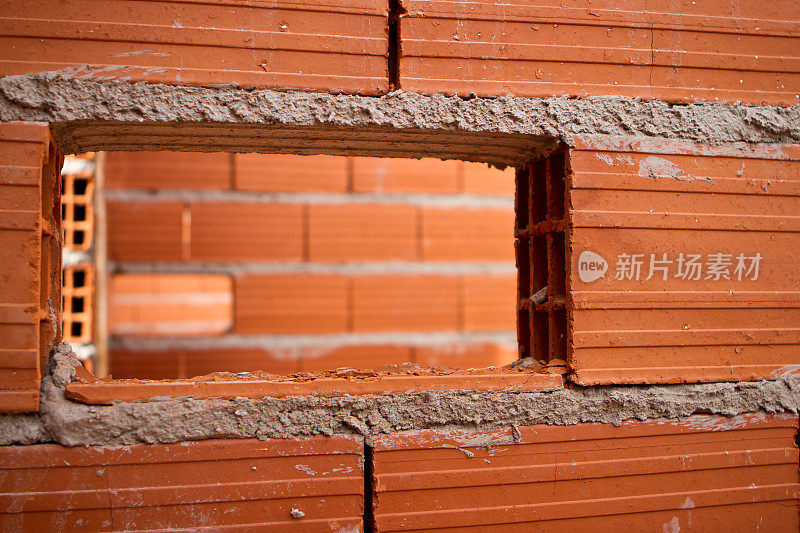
[371,413,800,531]
[105,151,231,190]
[107,200,184,261]
[0,436,364,531]
[568,136,800,384]
[352,157,460,194]
[190,202,303,262]
[235,153,348,193]
[0,0,389,94]
[398,1,800,104]
[235,274,348,334]
[352,275,459,332]
[308,203,418,262]
[0,121,59,413]
[421,207,514,261]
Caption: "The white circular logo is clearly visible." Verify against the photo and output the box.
[578,251,608,283]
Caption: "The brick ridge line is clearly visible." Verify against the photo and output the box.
[102,189,514,208]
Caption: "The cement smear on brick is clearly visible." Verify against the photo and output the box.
[18,344,797,447]
[1,72,799,164]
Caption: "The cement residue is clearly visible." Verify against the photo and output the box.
[0,414,51,446]
[28,344,800,447]
[1,72,799,160]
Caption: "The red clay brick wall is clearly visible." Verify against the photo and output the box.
[103,152,517,378]
[0,122,60,412]
[0,0,389,94]
[1,414,794,531]
[0,435,364,530]
[566,136,800,385]
[3,1,798,103]
[398,1,800,104]
[371,413,800,531]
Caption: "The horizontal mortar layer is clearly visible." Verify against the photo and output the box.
[2,75,799,164]
[8,344,796,447]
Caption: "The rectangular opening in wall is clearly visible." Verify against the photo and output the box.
[65,151,532,381]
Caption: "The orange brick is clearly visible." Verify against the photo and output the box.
[300,344,413,371]
[109,350,181,380]
[61,172,95,251]
[109,274,233,336]
[234,275,348,334]
[462,162,515,196]
[2,1,389,95]
[463,275,516,331]
[352,157,460,193]
[308,204,417,262]
[370,414,799,531]
[186,348,299,376]
[415,343,517,368]
[398,2,799,105]
[421,208,514,261]
[107,200,183,261]
[110,348,298,379]
[105,151,231,190]
[352,276,459,332]
[0,436,364,531]
[190,202,303,261]
[0,122,57,412]
[235,153,348,193]
[62,264,94,343]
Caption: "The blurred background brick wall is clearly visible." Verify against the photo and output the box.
[95,152,517,378]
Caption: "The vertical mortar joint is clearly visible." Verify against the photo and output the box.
[363,443,376,532]
[388,0,406,90]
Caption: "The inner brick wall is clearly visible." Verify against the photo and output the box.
[101,151,518,378]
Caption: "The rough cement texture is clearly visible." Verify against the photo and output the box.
[0,414,51,446]
[1,72,799,163]
[24,344,800,447]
